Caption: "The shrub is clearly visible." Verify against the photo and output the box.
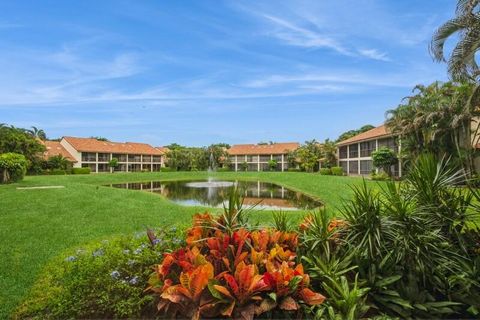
[71,167,91,174]
[370,171,390,181]
[160,167,175,172]
[15,227,185,319]
[288,168,301,172]
[330,167,343,176]
[49,169,67,175]
[319,168,332,175]
[147,211,325,319]
[216,167,230,172]
[0,152,28,183]
[372,147,397,176]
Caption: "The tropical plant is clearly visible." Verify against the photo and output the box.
[296,140,322,172]
[27,126,47,140]
[385,81,480,176]
[321,138,337,168]
[431,0,480,81]
[14,228,185,319]
[44,155,70,171]
[268,159,278,171]
[0,124,46,171]
[336,125,375,143]
[148,200,325,319]
[0,152,28,183]
[109,157,119,172]
[372,147,398,176]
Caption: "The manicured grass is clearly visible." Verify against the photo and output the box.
[0,171,370,318]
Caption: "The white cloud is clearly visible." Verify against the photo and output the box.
[358,49,391,61]
[261,14,351,55]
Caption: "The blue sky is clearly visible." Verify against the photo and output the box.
[0,0,455,146]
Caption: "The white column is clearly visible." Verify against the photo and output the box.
[126,154,129,172]
[358,144,361,175]
[281,154,284,172]
[257,155,260,172]
[375,139,379,174]
[95,153,99,173]
[235,155,238,172]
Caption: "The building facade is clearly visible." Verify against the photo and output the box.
[336,125,402,177]
[227,143,299,172]
[44,137,166,173]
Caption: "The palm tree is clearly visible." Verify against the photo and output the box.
[430,0,480,81]
[28,126,47,140]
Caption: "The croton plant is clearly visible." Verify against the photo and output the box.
[147,212,325,319]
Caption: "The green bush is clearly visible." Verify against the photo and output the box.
[331,166,344,176]
[319,168,332,175]
[160,167,175,172]
[371,171,391,181]
[15,227,185,319]
[287,167,301,172]
[0,152,28,183]
[42,169,68,175]
[216,167,230,172]
[71,167,91,174]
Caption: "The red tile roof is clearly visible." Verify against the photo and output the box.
[63,137,164,155]
[42,141,77,162]
[336,125,392,146]
[228,143,300,155]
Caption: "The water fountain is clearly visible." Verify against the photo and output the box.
[186,150,234,188]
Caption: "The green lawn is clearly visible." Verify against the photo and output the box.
[0,171,370,318]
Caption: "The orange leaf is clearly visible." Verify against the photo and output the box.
[299,288,326,305]
[279,296,299,310]
[213,285,234,298]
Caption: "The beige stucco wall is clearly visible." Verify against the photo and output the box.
[60,138,82,168]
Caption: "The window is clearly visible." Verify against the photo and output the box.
[349,160,359,175]
[339,161,348,173]
[259,155,271,162]
[339,146,348,159]
[98,163,109,172]
[112,154,127,162]
[115,164,127,172]
[98,153,110,162]
[378,138,397,152]
[273,155,283,161]
[152,164,161,172]
[247,155,258,162]
[349,144,359,158]
[81,152,96,162]
[142,155,152,162]
[128,154,141,162]
[360,141,376,157]
[247,163,258,171]
[153,156,162,163]
[360,160,373,175]
[128,163,141,172]
[142,164,152,171]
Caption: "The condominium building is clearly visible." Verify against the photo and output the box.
[227,143,300,172]
[336,125,402,177]
[44,136,166,173]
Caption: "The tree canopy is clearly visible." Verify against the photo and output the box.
[336,125,375,143]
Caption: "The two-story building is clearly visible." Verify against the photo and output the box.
[336,125,402,177]
[227,143,300,172]
[43,136,166,173]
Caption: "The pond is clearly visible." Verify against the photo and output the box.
[107,179,322,211]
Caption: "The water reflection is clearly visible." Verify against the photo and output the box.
[108,180,322,211]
